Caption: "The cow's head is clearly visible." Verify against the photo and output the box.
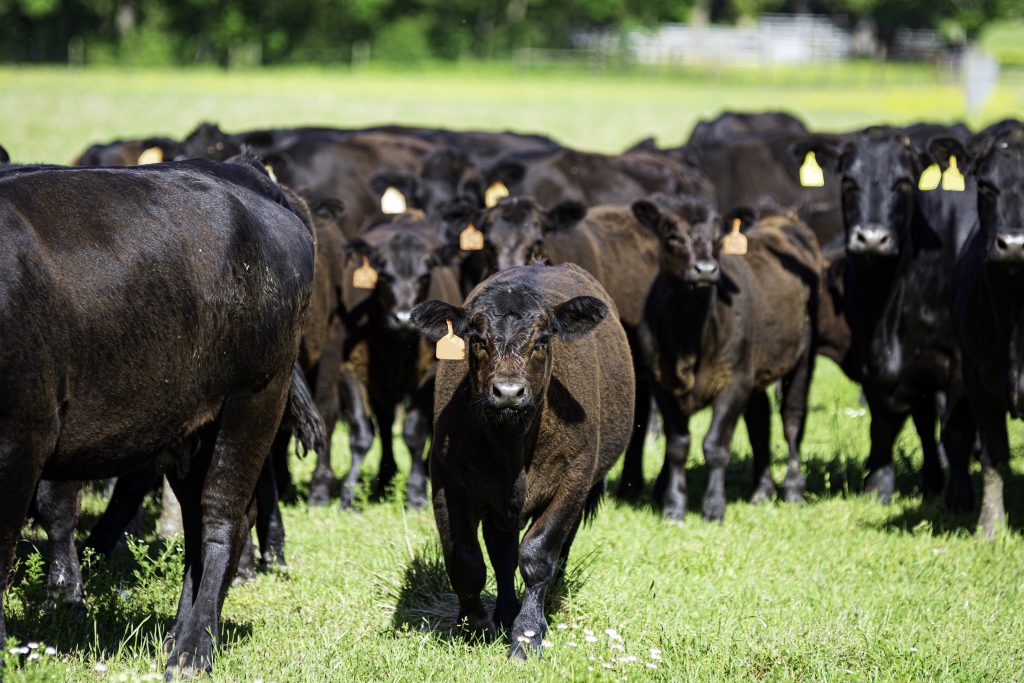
[346,220,448,331]
[940,123,1024,266]
[791,127,929,258]
[632,196,723,287]
[464,196,586,275]
[411,271,607,421]
[179,122,239,161]
[370,147,484,218]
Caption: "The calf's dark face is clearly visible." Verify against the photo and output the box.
[411,287,607,422]
[632,199,720,287]
[974,136,1024,266]
[479,199,546,273]
[349,233,437,331]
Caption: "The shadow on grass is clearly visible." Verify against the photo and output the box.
[378,541,594,642]
[7,534,253,663]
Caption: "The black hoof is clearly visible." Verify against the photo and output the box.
[864,465,895,505]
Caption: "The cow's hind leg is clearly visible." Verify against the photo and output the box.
[482,518,519,635]
[403,381,433,509]
[745,389,775,503]
[911,398,943,497]
[254,454,286,570]
[0,438,49,653]
[653,392,690,521]
[863,396,906,504]
[84,465,161,556]
[164,375,290,677]
[338,366,375,510]
[779,349,813,503]
[617,368,652,501]
[33,480,85,609]
[371,398,398,501]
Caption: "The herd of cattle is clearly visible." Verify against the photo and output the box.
[1,111,1023,675]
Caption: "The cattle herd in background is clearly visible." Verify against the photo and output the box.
[1,111,1022,674]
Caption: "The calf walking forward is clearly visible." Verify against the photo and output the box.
[0,158,316,676]
[411,263,634,658]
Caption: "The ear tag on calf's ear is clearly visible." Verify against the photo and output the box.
[941,155,965,192]
[460,223,485,251]
[264,164,277,183]
[137,146,163,165]
[485,181,509,208]
[918,163,941,191]
[381,186,407,214]
[435,320,466,360]
[799,152,825,188]
[722,218,748,256]
[353,256,378,289]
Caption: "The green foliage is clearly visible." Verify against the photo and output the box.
[0,0,1018,66]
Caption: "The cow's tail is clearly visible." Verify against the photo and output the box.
[284,362,327,458]
[582,480,605,526]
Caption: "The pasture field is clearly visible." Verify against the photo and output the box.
[2,65,1024,681]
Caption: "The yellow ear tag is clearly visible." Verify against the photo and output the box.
[800,152,825,187]
[460,223,485,251]
[918,163,941,191]
[264,164,277,183]
[137,146,163,165]
[435,319,466,360]
[941,155,965,192]
[380,186,407,214]
[722,218,748,256]
[484,181,509,208]
[352,256,378,289]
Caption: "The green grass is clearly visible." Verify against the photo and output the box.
[3,64,1024,681]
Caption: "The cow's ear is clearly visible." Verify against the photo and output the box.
[723,206,757,233]
[552,296,608,342]
[312,197,347,226]
[457,175,485,207]
[626,136,658,153]
[0,143,9,164]
[927,136,972,173]
[631,199,666,236]
[344,237,374,263]
[789,137,841,173]
[486,159,526,186]
[411,300,467,341]
[543,201,586,234]
[369,171,419,209]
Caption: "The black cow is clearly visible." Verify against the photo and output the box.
[444,196,663,500]
[634,199,821,521]
[686,110,808,145]
[337,213,462,509]
[943,120,1024,536]
[72,136,181,166]
[411,262,634,657]
[0,157,319,676]
[793,126,977,504]
[486,147,714,209]
[369,146,485,219]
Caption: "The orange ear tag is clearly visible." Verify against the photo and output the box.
[435,320,466,360]
[137,146,163,165]
[460,223,485,251]
[722,218,748,255]
[484,181,509,208]
[352,256,378,289]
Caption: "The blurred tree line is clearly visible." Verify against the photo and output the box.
[0,0,1018,65]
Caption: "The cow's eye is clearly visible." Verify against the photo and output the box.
[666,234,686,252]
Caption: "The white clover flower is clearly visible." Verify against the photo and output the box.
[585,635,598,643]
[517,635,532,643]
[94,662,108,673]
[542,640,553,649]
[28,652,40,661]
[650,648,662,655]
[610,642,624,651]
[646,662,658,669]
[567,641,578,647]
[557,623,569,630]
[44,646,57,656]
[523,630,536,638]
[583,629,594,636]
[28,642,39,649]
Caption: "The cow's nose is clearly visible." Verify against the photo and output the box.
[690,259,720,283]
[848,225,895,255]
[395,310,412,324]
[491,379,528,408]
[994,232,1024,262]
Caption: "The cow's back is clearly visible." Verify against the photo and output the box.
[0,163,313,476]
